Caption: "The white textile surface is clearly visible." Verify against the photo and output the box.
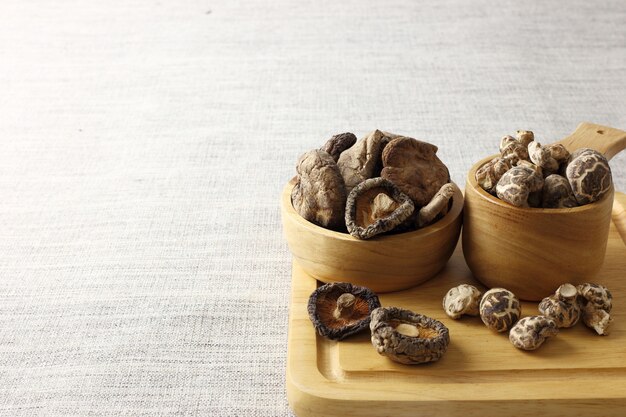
[0,0,625,416]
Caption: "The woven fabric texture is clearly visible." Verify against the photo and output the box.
[0,0,625,415]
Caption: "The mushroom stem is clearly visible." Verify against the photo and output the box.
[417,183,456,228]
[333,293,357,319]
[556,283,578,302]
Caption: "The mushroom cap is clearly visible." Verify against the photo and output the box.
[499,135,517,153]
[528,142,559,175]
[442,284,482,319]
[291,149,347,230]
[417,182,457,228]
[501,141,530,166]
[307,282,381,341]
[538,283,581,328]
[495,164,544,207]
[546,143,570,163]
[337,130,390,194]
[566,148,612,205]
[541,174,578,208]
[577,283,612,313]
[321,132,357,162]
[381,136,450,207]
[370,307,450,365]
[509,316,559,350]
[475,157,512,195]
[345,177,415,239]
[515,130,535,148]
[479,288,521,332]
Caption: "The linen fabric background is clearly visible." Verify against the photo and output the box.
[1,0,625,415]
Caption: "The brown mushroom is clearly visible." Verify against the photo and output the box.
[321,132,357,162]
[515,130,535,148]
[528,141,559,176]
[495,163,544,207]
[499,135,517,153]
[509,316,559,350]
[345,177,415,239]
[577,283,613,336]
[308,282,381,341]
[479,288,521,332]
[545,143,570,164]
[538,283,581,328]
[291,149,347,230]
[417,183,458,228]
[541,174,578,208]
[337,130,389,194]
[501,142,530,166]
[566,148,613,205]
[475,157,512,195]
[370,307,450,365]
[381,136,450,207]
[442,284,482,319]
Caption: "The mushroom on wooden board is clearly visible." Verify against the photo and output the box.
[577,283,613,336]
[538,283,581,328]
[442,284,482,319]
[509,316,559,350]
[479,288,521,332]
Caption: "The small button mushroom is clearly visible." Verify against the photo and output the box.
[321,132,357,162]
[501,141,530,166]
[577,283,613,336]
[515,130,535,148]
[566,148,613,205]
[442,284,482,319]
[538,283,581,328]
[509,316,559,350]
[475,157,512,195]
[307,282,381,341]
[370,307,450,365]
[417,183,458,228]
[495,163,544,207]
[345,177,415,239]
[337,130,390,194]
[528,142,559,176]
[381,136,450,207]
[479,288,522,332]
[291,149,347,230]
[541,174,578,208]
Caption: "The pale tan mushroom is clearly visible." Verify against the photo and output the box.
[475,157,512,195]
[417,183,457,228]
[509,316,559,350]
[528,141,559,176]
[442,284,482,319]
[515,130,535,148]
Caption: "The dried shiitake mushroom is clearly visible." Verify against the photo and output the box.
[501,141,530,166]
[509,316,559,350]
[515,130,535,148]
[479,288,521,332]
[566,148,613,205]
[495,163,544,207]
[291,149,347,230]
[541,174,578,208]
[370,307,450,365]
[381,136,450,207]
[538,283,581,328]
[528,141,559,176]
[442,284,482,319]
[545,143,570,164]
[337,130,389,194]
[321,132,357,162]
[417,183,458,228]
[308,282,381,341]
[577,283,613,336]
[345,177,414,240]
[475,157,512,195]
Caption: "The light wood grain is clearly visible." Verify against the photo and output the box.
[281,180,463,293]
[287,193,626,417]
[463,122,626,301]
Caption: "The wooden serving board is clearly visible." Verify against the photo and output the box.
[287,192,626,417]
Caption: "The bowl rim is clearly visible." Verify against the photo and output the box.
[466,154,614,213]
[281,178,463,242]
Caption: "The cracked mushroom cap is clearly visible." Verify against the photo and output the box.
[577,283,613,336]
[528,141,559,175]
[291,149,347,230]
[495,163,544,207]
[307,282,381,341]
[538,283,581,328]
[541,174,578,208]
[442,284,482,319]
[321,132,357,162]
[345,177,415,240]
[381,136,450,207]
[370,307,450,365]
[501,141,530,166]
[475,157,512,195]
[479,288,521,332]
[337,130,390,194]
[566,148,612,205]
[509,316,559,350]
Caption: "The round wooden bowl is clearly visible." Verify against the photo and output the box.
[281,180,463,293]
[462,122,626,301]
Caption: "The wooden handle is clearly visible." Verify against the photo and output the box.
[556,122,626,160]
